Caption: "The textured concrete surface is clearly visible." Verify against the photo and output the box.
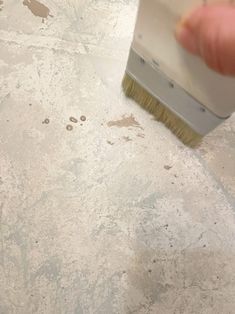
[0,1,235,313]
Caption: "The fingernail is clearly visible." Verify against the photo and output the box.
[175,23,198,55]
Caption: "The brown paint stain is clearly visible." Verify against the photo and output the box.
[107,114,143,130]
[70,117,78,124]
[164,165,172,170]
[23,0,52,21]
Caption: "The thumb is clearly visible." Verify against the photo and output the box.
[175,4,235,76]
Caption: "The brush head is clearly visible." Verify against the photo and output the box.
[122,73,202,147]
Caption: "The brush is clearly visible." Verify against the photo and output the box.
[122,0,235,147]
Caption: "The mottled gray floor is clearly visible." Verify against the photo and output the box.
[0,1,235,313]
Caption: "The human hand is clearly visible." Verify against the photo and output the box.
[175,4,235,76]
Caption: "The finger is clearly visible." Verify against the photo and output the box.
[176,4,235,76]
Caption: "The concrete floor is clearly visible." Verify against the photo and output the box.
[0,1,235,313]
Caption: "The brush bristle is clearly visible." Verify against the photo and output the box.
[122,73,202,147]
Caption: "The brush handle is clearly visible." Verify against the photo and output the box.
[133,0,235,118]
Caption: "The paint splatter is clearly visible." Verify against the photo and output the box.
[70,117,78,123]
[80,116,86,122]
[107,114,143,130]
[123,136,132,142]
[164,165,172,170]
[42,118,50,124]
[107,141,114,146]
[23,0,52,22]
[66,125,73,131]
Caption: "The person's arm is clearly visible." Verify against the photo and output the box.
[175,4,235,76]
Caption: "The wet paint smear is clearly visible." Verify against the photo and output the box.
[42,118,50,124]
[70,117,78,124]
[107,114,143,130]
[66,125,73,131]
[23,0,52,21]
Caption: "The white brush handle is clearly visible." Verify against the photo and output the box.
[133,0,235,118]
